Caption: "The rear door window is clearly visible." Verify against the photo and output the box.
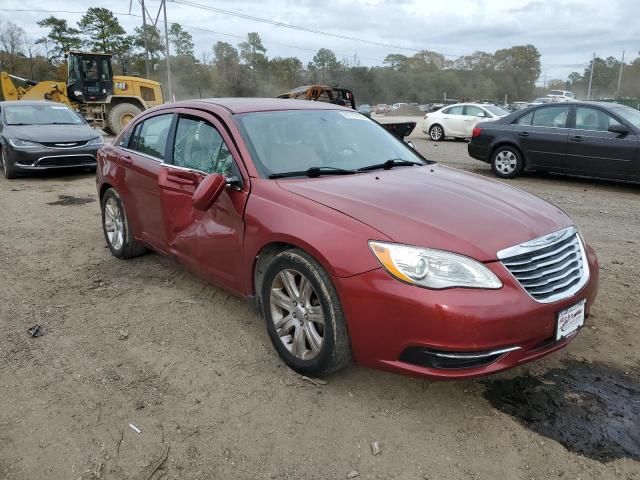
[464,106,484,117]
[444,105,465,115]
[515,111,533,125]
[531,106,569,128]
[130,114,173,160]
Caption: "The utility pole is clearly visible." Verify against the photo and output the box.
[617,50,625,97]
[141,0,151,78]
[587,52,595,100]
[162,0,173,101]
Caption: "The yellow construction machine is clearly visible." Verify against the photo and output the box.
[0,51,163,134]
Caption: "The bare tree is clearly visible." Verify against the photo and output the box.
[24,36,41,79]
[0,21,26,72]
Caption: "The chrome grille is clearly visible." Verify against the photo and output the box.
[497,226,589,303]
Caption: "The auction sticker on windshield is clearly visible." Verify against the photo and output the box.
[556,299,586,340]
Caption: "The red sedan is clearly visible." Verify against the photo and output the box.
[96,98,599,379]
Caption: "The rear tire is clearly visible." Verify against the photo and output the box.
[491,146,524,179]
[261,249,351,377]
[107,103,142,136]
[429,124,444,141]
[1,148,17,179]
[101,188,146,259]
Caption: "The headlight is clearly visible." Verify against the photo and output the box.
[88,136,104,146]
[369,241,502,289]
[8,138,39,148]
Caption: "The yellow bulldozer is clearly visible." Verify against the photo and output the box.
[0,50,163,135]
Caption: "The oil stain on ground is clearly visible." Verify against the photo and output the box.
[47,195,95,206]
[483,360,640,462]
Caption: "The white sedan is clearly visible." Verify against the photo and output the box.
[422,103,510,141]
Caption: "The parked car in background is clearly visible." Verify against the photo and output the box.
[392,102,408,111]
[375,104,388,114]
[528,97,554,106]
[423,103,510,141]
[468,101,640,182]
[548,90,576,102]
[96,98,598,380]
[508,102,529,112]
[0,100,103,179]
[357,104,371,117]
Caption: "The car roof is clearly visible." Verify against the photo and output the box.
[166,98,350,114]
[531,101,629,111]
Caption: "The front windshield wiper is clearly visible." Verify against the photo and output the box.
[50,122,78,125]
[7,123,31,126]
[357,158,423,172]
[269,166,357,179]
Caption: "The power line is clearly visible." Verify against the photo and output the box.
[0,7,387,63]
[167,0,462,57]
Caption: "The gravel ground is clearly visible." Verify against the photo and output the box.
[0,123,639,480]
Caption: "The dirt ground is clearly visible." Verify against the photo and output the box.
[1,126,639,480]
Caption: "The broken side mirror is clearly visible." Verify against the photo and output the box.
[192,173,225,211]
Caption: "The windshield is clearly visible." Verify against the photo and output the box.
[484,105,510,117]
[612,106,640,129]
[234,109,427,178]
[4,104,85,126]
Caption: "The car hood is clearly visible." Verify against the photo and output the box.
[4,124,98,143]
[276,165,573,262]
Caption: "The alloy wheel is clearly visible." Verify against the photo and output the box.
[430,125,443,141]
[104,197,125,251]
[494,150,518,175]
[270,269,325,360]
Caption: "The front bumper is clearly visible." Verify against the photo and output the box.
[335,244,599,380]
[7,144,99,170]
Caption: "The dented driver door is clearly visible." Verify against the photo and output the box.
[157,109,249,295]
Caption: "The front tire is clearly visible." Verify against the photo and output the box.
[261,249,351,376]
[429,124,444,141]
[491,146,524,179]
[1,148,17,179]
[107,103,142,136]
[101,188,146,258]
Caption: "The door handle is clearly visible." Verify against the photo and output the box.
[570,135,583,142]
[121,155,133,165]
[518,132,529,137]
[167,173,195,185]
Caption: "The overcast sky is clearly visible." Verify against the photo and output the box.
[1,0,639,81]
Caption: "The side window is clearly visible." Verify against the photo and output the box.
[531,106,569,128]
[464,106,484,117]
[130,114,173,160]
[515,111,533,126]
[575,107,622,132]
[445,105,464,115]
[117,124,135,148]
[173,116,235,176]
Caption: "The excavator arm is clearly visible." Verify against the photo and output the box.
[0,71,71,106]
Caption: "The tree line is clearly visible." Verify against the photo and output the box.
[0,8,638,104]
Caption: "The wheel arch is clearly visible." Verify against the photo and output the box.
[99,182,114,201]
[249,240,337,317]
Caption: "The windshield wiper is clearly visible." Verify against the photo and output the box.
[357,158,423,172]
[50,122,78,125]
[269,166,357,179]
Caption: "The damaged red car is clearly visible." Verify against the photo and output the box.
[96,98,599,380]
